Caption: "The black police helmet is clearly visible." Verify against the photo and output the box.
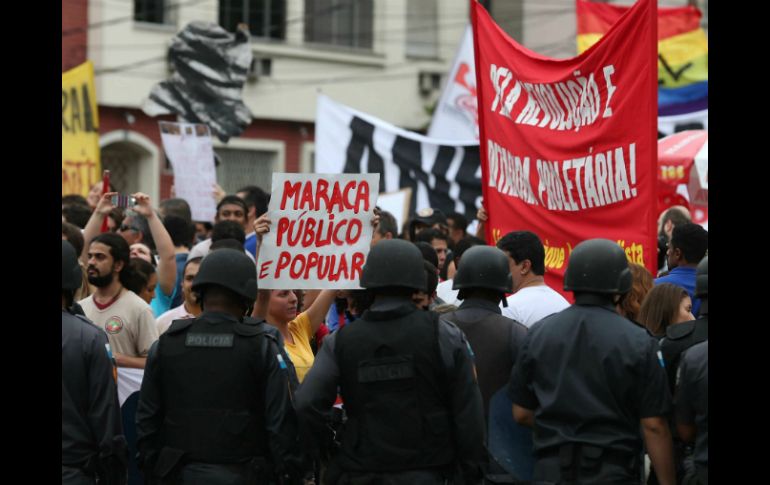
[564,238,631,295]
[360,239,426,291]
[453,245,512,293]
[192,248,257,302]
[695,256,708,298]
[62,240,82,291]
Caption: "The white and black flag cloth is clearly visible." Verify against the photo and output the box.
[143,22,253,143]
[315,95,482,221]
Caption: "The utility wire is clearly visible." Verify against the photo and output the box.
[91,6,574,75]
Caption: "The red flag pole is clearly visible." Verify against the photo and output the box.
[100,170,110,233]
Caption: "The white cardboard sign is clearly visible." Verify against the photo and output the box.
[258,173,379,289]
[159,121,217,222]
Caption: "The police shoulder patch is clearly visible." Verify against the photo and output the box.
[167,318,194,335]
[666,320,695,340]
[185,333,235,348]
[234,320,261,337]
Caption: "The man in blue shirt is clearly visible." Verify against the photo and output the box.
[655,223,708,317]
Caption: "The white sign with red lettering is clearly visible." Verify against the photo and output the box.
[258,173,380,289]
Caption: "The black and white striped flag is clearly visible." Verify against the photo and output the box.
[315,95,482,221]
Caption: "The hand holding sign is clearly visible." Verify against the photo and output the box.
[254,213,272,241]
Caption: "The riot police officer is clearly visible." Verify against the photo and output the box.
[675,340,708,485]
[62,240,128,485]
[295,239,486,484]
[443,245,527,418]
[135,248,303,484]
[442,246,530,481]
[508,239,676,485]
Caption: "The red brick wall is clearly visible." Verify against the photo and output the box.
[240,118,316,173]
[62,0,89,72]
[98,107,316,200]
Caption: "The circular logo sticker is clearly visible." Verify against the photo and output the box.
[105,316,124,335]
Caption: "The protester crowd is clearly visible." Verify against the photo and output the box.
[62,181,708,485]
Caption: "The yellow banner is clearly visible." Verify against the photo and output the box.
[62,61,101,197]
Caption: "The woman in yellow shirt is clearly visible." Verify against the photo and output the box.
[259,288,337,383]
[252,213,340,383]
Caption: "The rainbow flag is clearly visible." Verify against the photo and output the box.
[577,0,707,116]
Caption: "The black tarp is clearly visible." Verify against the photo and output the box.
[143,22,253,142]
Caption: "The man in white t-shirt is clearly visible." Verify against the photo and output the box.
[79,232,159,368]
[496,231,570,327]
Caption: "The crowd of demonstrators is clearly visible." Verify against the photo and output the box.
[62,180,708,485]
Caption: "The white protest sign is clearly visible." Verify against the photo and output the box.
[159,121,217,222]
[258,173,380,289]
[376,188,412,232]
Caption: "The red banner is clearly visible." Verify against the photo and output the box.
[472,0,658,300]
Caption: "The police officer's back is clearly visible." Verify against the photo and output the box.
[135,249,302,484]
[508,239,676,485]
[675,340,708,485]
[295,239,486,485]
[442,246,527,420]
[62,241,128,485]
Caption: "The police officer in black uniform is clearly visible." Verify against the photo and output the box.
[442,245,527,418]
[135,248,303,484]
[675,340,708,485]
[442,246,530,482]
[295,239,486,485]
[62,240,128,485]
[508,238,676,485]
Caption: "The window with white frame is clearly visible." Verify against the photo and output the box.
[304,0,373,50]
[406,0,438,59]
[134,0,174,25]
[219,0,286,39]
[214,147,279,194]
